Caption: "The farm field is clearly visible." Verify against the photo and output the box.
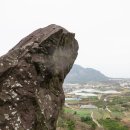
[57,82,130,130]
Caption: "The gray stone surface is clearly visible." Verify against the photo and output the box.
[0,24,78,130]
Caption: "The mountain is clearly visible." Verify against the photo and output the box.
[65,64,109,83]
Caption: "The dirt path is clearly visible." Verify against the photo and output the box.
[91,112,102,128]
[106,106,111,113]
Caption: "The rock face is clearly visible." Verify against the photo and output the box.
[0,24,78,130]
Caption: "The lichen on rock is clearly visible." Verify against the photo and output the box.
[0,24,78,130]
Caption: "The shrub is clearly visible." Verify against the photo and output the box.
[66,119,75,130]
[81,116,92,122]
[81,116,96,130]
[91,122,96,130]
[73,111,77,115]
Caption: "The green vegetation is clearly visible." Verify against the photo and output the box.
[64,108,97,129]
[64,108,91,117]
[57,115,75,130]
[81,116,92,122]
[99,118,128,130]
[66,120,75,130]
[65,107,111,119]
[57,111,90,130]
[62,86,130,130]
[81,116,96,130]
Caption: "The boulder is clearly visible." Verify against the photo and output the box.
[0,24,78,130]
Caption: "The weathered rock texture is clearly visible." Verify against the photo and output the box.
[0,24,78,130]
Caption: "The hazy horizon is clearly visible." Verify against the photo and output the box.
[0,0,130,78]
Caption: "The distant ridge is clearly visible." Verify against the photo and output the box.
[65,64,109,83]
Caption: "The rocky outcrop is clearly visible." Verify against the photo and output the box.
[0,24,78,130]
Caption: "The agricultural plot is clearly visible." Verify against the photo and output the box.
[63,88,130,130]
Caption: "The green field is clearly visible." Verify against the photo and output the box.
[63,88,130,129]
[64,107,91,117]
[99,118,129,130]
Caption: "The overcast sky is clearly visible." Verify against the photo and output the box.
[0,0,130,78]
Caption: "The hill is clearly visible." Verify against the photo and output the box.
[65,64,109,83]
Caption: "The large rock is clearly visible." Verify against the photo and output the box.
[0,24,78,130]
